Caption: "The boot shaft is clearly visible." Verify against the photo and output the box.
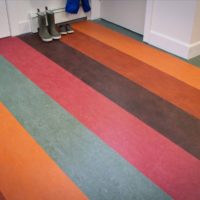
[46,10,56,30]
[38,12,47,30]
[37,10,53,42]
[46,9,61,39]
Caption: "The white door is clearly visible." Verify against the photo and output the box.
[0,0,10,38]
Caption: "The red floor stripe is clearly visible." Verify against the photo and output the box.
[0,37,200,200]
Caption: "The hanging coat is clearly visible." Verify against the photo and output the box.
[65,0,91,14]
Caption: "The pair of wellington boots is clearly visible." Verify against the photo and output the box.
[37,8,61,42]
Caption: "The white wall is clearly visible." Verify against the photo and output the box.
[100,0,146,34]
[191,2,200,43]
[144,0,200,59]
[90,0,101,20]
[6,0,31,36]
[5,0,200,59]
[6,0,101,36]
[0,0,10,38]
[150,0,196,43]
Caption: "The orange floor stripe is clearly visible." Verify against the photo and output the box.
[61,32,200,119]
[0,103,88,200]
[73,21,200,90]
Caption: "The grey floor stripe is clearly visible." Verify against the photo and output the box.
[0,56,171,200]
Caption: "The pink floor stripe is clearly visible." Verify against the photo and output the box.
[0,37,200,200]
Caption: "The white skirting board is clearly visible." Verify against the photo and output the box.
[188,41,200,59]
[144,30,200,59]
[144,31,189,59]
[143,0,200,59]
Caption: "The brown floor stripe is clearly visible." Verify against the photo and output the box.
[19,34,200,159]
[72,21,200,90]
[61,31,200,120]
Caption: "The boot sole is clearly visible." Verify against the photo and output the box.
[53,35,61,40]
[67,31,74,34]
[41,38,53,42]
[60,32,68,35]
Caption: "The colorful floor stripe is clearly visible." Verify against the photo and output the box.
[60,30,200,120]
[0,57,171,199]
[72,21,200,90]
[0,192,6,200]
[19,34,200,159]
[0,102,88,200]
[0,37,200,199]
[95,18,200,69]
[0,21,200,199]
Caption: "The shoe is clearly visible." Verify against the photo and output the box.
[66,24,74,34]
[59,25,67,35]
[45,7,61,40]
[37,9,53,42]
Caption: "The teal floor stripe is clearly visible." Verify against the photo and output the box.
[0,56,171,200]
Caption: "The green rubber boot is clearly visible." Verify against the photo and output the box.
[46,7,61,40]
[37,10,53,42]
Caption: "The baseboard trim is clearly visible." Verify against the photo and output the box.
[188,41,200,59]
[143,29,200,59]
[144,30,190,59]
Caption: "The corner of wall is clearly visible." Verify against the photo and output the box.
[143,30,190,59]
[188,41,200,59]
[88,0,101,20]
[143,0,199,59]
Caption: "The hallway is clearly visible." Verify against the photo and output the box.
[0,21,200,200]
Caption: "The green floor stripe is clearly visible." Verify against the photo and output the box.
[0,56,171,200]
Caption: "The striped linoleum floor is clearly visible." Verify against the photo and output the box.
[95,19,200,68]
[0,21,200,200]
